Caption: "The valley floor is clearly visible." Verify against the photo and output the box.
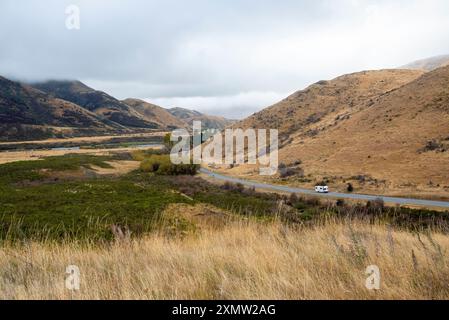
[1,221,448,300]
[0,150,448,300]
[0,133,166,164]
[0,146,155,165]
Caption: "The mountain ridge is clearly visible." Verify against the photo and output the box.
[123,98,187,130]
[168,107,236,130]
[0,76,235,141]
[401,54,449,71]
[0,76,121,141]
[32,80,158,129]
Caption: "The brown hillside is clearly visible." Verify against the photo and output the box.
[169,107,235,130]
[224,68,449,198]
[281,66,449,188]
[32,81,159,129]
[123,98,187,130]
[0,76,119,141]
[238,69,424,143]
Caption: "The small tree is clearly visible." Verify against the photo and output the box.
[366,198,385,211]
[347,183,354,193]
[288,193,299,206]
[163,133,173,150]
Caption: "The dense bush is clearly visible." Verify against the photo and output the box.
[288,193,299,205]
[422,140,443,152]
[140,155,199,176]
[366,198,385,210]
[347,183,354,192]
[278,161,305,178]
[279,167,304,178]
[221,181,245,193]
[278,163,287,170]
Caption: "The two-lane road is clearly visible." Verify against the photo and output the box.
[200,168,449,209]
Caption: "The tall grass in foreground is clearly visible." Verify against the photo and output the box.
[0,220,448,300]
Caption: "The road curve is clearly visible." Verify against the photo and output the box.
[200,168,449,209]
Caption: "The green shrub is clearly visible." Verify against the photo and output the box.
[140,155,199,176]
[221,181,245,193]
[347,183,354,192]
[140,155,167,172]
[132,149,167,161]
[132,150,146,161]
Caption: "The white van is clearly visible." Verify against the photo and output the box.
[315,186,329,193]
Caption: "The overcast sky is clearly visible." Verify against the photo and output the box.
[1,0,449,118]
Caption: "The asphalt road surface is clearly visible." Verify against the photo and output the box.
[200,168,449,209]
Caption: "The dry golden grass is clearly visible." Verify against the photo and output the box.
[0,146,164,165]
[1,220,448,300]
[89,160,140,176]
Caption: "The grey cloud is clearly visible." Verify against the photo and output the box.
[1,0,449,118]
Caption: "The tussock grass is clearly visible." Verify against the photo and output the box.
[1,220,448,300]
[1,153,449,299]
[138,154,199,175]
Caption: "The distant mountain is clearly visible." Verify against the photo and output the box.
[0,76,120,141]
[0,76,234,141]
[401,54,449,71]
[32,81,157,129]
[123,98,187,130]
[168,107,235,130]
[168,107,203,120]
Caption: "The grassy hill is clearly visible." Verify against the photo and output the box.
[279,66,449,192]
[123,98,187,130]
[238,69,424,137]
[32,80,158,129]
[0,76,120,141]
[228,67,449,197]
[0,152,448,299]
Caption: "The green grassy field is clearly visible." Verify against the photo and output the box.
[0,153,448,242]
[0,154,280,241]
